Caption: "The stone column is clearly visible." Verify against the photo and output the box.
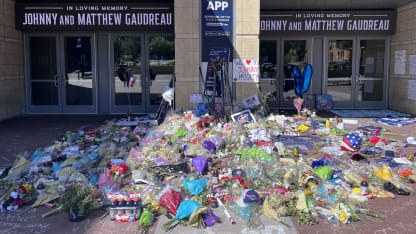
[389,2,416,115]
[0,0,24,120]
[174,0,200,111]
[234,0,260,105]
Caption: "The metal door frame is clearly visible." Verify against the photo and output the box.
[323,36,388,109]
[24,33,61,113]
[60,33,97,113]
[279,36,313,109]
[354,36,389,109]
[145,33,175,113]
[258,37,280,109]
[24,32,98,114]
[323,36,357,109]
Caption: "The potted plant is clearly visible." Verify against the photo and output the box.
[62,184,99,222]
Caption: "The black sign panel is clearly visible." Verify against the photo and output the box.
[261,10,396,35]
[201,0,234,62]
[15,2,174,31]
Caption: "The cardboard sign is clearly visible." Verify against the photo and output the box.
[206,186,231,204]
[190,94,203,104]
[233,59,259,82]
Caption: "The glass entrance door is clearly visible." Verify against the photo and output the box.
[111,35,146,113]
[326,39,355,108]
[325,37,387,109]
[62,36,96,113]
[259,40,278,109]
[355,39,387,108]
[280,39,309,108]
[27,36,60,113]
[111,34,174,114]
[26,35,96,113]
[259,38,310,109]
[146,35,175,113]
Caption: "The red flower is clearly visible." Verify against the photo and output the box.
[18,185,27,194]
[109,165,119,176]
[119,163,128,174]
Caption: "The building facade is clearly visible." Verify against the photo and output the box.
[1,0,416,121]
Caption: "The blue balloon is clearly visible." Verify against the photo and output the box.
[292,64,313,98]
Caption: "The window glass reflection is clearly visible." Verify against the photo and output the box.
[149,35,175,105]
[64,37,93,106]
[114,36,142,106]
[283,40,307,100]
[327,40,353,102]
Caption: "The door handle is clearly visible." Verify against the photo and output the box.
[62,75,67,87]
[356,74,361,85]
[54,75,59,87]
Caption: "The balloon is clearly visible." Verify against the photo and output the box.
[292,64,313,98]
[293,98,303,114]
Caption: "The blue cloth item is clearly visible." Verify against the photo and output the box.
[332,110,410,118]
[272,136,323,154]
[360,147,382,155]
[373,158,402,168]
[183,178,207,196]
[195,104,210,117]
[374,117,416,126]
[385,150,395,157]
[174,200,202,220]
[311,157,332,168]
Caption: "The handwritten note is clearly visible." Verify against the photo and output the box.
[409,80,416,100]
[394,50,406,75]
[409,55,416,75]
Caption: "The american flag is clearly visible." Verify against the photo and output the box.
[341,133,362,152]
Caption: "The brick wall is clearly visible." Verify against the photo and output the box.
[0,0,24,121]
[174,0,200,111]
[235,0,260,104]
[389,2,416,115]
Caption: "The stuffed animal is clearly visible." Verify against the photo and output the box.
[7,191,23,211]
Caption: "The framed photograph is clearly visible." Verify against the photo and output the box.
[231,109,256,125]
[242,94,261,109]
[316,95,333,110]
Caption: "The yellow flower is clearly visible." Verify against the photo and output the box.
[152,202,160,210]
[339,210,347,223]
[297,124,309,132]
[92,189,98,196]
[283,171,291,180]
[305,190,314,195]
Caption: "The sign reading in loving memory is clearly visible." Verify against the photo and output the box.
[233,59,259,83]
